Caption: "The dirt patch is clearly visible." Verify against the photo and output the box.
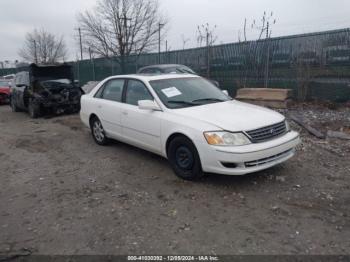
[53,116,85,131]
[14,137,51,153]
[0,104,349,255]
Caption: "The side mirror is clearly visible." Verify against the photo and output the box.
[138,100,161,111]
[222,90,229,96]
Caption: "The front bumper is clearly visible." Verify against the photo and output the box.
[197,131,300,175]
[41,101,80,114]
[0,93,10,104]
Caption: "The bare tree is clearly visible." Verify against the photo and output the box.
[181,34,190,50]
[197,23,217,78]
[78,0,167,73]
[251,11,276,41]
[237,12,277,88]
[251,12,276,88]
[19,29,67,64]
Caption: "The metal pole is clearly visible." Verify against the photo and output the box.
[89,47,96,81]
[206,31,210,78]
[158,23,161,64]
[78,28,83,61]
[264,22,270,88]
[165,40,168,63]
[33,40,38,64]
[158,23,164,64]
[77,58,80,85]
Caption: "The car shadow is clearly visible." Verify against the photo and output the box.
[107,139,281,187]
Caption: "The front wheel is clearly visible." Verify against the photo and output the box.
[90,117,109,146]
[168,136,203,180]
[28,99,41,119]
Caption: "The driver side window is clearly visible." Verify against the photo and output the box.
[125,80,153,106]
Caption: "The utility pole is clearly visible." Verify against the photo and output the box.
[123,15,132,50]
[158,23,164,64]
[89,47,96,81]
[78,28,83,61]
[206,29,210,78]
[265,21,270,88]
[121,15,132,73]
[33,40,38,64]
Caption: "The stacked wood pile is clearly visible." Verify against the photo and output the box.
[235,88,293,109]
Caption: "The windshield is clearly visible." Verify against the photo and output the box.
[35,78,75,89]
[163,66,196,74]
[150,77,230,109]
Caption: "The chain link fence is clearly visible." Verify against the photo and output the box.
[2,28,350,102]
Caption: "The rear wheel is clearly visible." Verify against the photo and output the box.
[168,136,203,180]
[90,117,109,146]
[28,99,41,119]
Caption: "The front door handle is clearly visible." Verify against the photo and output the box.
[98,105,102,109]
[122,111,128,116]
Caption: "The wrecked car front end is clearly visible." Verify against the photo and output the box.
[0,80,11,104]
[0,88,10,104]
[31,80,82,115]
[28,64,82,115]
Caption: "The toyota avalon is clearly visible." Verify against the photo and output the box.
[80,74,300,180]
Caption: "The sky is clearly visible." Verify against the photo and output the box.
[1,0,350,63]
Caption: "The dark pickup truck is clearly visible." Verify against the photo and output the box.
[10,64,82,118]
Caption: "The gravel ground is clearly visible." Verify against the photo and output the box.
[0,104,349,255]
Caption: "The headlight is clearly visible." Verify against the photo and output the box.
[204,131,251,146]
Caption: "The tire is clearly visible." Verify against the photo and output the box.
[10,97,20,112]
[168,136,203,180]
[90,117,109,146]
[28,99,41,119]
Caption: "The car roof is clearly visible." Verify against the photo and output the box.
[107,74,199,82]
[139,64,189,70]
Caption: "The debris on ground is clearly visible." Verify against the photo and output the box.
[0,102,349,255]
[327,131,350,140]
[289,114,326,139]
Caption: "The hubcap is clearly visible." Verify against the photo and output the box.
[93,121,105,142]
[175,146,194,170]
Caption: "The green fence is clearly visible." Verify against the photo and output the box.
[2,28,350,102]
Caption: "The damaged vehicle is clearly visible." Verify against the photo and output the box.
[10,64,82,118]
[0,79,11,105]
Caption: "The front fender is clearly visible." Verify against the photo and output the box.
[160,115,216,158]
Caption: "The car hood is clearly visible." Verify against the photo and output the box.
[172,100,285,132]
[0,87,10,94]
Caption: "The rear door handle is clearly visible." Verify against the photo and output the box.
[122,111,128,116]
[98,105,102,109]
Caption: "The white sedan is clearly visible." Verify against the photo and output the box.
[80,74,300,180]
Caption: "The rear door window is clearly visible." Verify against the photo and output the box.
[96,79,125,102]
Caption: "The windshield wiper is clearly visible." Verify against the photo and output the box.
[192,98,226,103]
[168,100,198,106]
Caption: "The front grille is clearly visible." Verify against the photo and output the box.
[245,149,294,168]
[246,121,287,143]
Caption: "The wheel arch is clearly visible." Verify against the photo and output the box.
[89,113,99,127]
[165,132,196,158]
